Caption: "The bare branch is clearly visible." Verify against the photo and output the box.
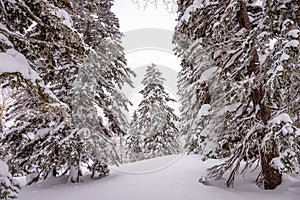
[131,0,177,13]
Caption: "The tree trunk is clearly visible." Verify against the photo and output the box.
[254,86,281,189]
[296,7,300,25]
[52,167,58,177]
[68,164,81,183]
[68,143,82,183]
[260,139,282,190]
[237,0,282,189]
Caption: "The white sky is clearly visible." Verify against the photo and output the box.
[112,0,181,118]
[112,0,177,32]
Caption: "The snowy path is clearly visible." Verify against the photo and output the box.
[19,155,299,200]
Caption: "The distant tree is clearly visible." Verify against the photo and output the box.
[125,111,144,162]
[136,64,180,159]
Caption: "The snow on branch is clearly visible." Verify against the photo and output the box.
[0,49,40,81]
[0,49,70,122]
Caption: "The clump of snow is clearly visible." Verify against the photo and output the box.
[224,50,242,69]
[271,157,286,171]
[0,49,41,81]
[280,53,290,61]
[271,113,292,124]
[287,29,300,38]
[35,128,52,139]
[25,21,38,34]
[202,141,218,156]
[254,0,264,6]
[197,104,212,118]
[53,8,73,29]
[275,65,284,72]
[284,40,299,48]
[7,0,16,3]
[199,67,218,82]
[296,128,300,136]
[216,103,241,116]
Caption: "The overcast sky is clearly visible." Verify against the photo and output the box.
[112,0,181,117]
[112,0,177,32]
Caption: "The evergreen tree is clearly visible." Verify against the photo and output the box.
[66,0,134,182]
[255,0,300,185]
[175,50,216,156]
[1,0,133,183]
[125,111,143,162]
[68,38,133,182]
[0,48,70,182]
[0,0,82,182]
[136,64,180,159]
[174,0,300,189]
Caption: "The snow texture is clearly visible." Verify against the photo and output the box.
[18,155,300,200]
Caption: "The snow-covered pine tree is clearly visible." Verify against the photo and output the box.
[69,40,133,181]
[174,37,217,156]
[1,0,133,183]
[125,111,143,162]
[0,0,82,182]
[257,0,300,183]
[0,160,20,200]
[174,0,231,158]
[0,46,69,191]
[136,64,180,159]
[174,0,300,189]
[65,0,134,182]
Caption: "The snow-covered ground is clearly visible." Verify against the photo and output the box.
[19,155,299,200]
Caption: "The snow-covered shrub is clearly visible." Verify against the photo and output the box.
[0,160,20,199]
